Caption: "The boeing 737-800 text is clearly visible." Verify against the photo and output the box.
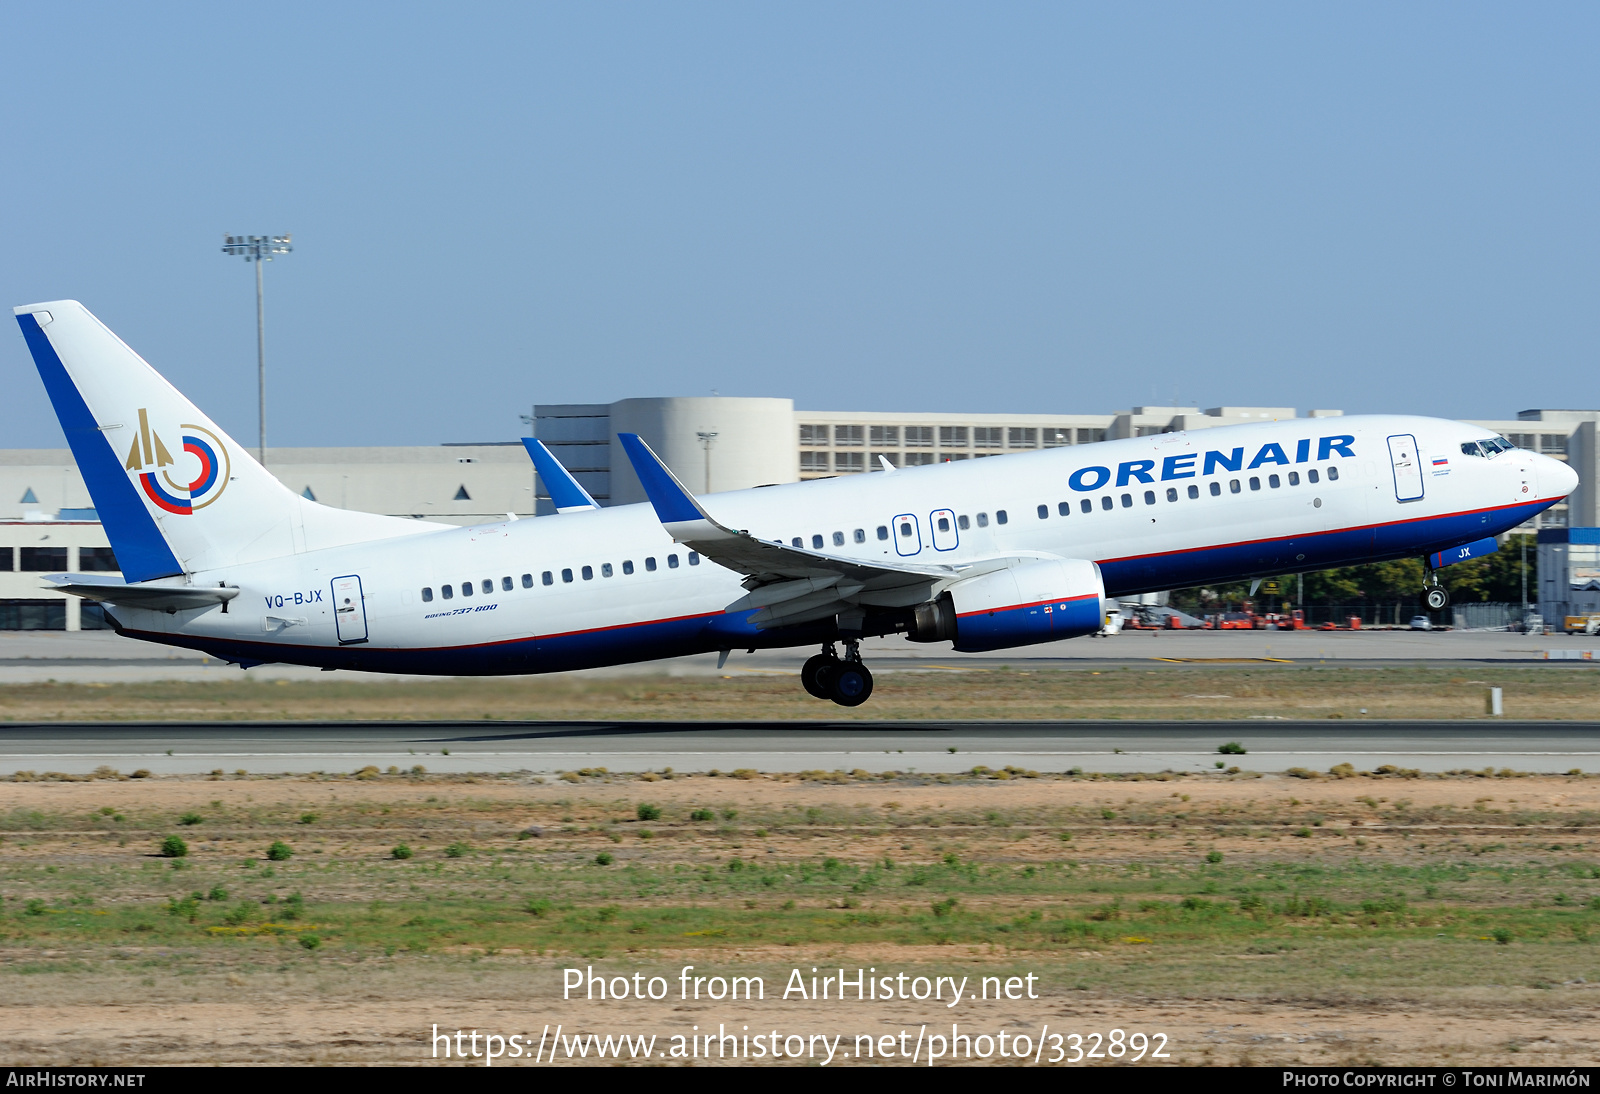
[13,301,1578,705]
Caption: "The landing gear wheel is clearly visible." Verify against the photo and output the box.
[801,654,836,699]
[1422,585,1450,612]
[828,662,874,707]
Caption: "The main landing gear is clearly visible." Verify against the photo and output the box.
[1421,569,1450,613]
[801,641,874,707]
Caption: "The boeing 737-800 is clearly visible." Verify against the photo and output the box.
[13,301,1578,705]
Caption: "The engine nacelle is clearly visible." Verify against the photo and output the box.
[914,558,1105,652]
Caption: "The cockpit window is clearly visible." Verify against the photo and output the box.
[1463,436,1515,458]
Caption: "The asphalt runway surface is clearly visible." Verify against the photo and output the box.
[0,629,1597,684]
[1,720,1595,776]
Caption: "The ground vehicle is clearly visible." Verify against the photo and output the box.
[1409,615,1432,631]
[1564,615,1600,635]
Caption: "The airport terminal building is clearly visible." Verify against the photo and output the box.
[3,399,1598,628]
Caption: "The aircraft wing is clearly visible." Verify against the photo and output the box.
[617,433,965,627]
[41,573,239,612]
[521,438,600,513]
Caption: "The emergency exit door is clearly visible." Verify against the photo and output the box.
[1387,434,1424,502]
[331,575,369,644]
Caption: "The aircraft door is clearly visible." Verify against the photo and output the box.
[930,508,958,551]
[892,513,922,556]
[1387,434,1424,502]
[331,574,369,644]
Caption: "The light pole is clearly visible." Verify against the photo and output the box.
[696,431,718,494]
[221,234,292,464]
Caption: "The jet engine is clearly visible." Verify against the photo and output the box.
[907,558,1106,652]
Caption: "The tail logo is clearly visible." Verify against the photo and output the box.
[122,409,231,515]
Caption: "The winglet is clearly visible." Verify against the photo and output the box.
[617,433,716,526]
[521,438,600,514]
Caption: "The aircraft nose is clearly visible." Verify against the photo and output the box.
[1545,454,1579,499]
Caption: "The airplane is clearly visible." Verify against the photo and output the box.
[13,300,1579,706]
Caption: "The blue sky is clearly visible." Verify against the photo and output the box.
[3,4,1597,448]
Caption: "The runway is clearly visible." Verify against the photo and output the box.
[0,628,1597,684]
[1,720,1595,776]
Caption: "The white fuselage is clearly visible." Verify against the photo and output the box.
[110,414,1571,673]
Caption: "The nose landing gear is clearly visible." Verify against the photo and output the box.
[1421,570,1450,613]
[800,641,874,707]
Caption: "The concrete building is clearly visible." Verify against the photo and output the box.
[3,399,1597,629]
[1538,527,1600,626]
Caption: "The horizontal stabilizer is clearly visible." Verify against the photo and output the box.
[42,572,238,612]
[521,439,600,513]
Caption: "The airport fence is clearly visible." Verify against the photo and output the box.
[1292,601,1521,629]
[1207,602,1525,628]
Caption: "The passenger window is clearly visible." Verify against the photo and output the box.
[1188,485,1199,499]
[482,578,493,594]
[1100,496,1112,511]
[1081,499,1092,513]
[939,517,951,532]
[1229,480,1241,494]
[1288,471,1299,486]
[502,576,513,591]
[1327,466,1340,481]
[1308,469,1320,484]
[853,528,866,543]
[542,571,554,585]
[688,552,700,565]
[462,582,473,597]
[1058,502,1070,516]
[442,584,454,600]
[832,531,844,546]
[421,587,433,603]
[601,563,613,578]
[645,557,657,571]
[900,521,914,537]
[562,568,573,583]
[668,554,680,568]
[1166,488,1177,502]
[1268,474,1280,488]
[1210,481,1222,496]
[996,510,1008,524]
[958,515,970,529]
[811,534,823,549]
[521,573,533,588]
[622,560,634,575]
[976,513,989,527]
[877,526,889,540]
[1249,477,1260,491]
[1144,490,1156,505]
[792,538,802,547]
[1037,504,1048,520]
[1120,493,1132,508]
[582,565,593,580]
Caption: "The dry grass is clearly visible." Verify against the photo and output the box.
[0,664,1597,721]
[1,772,1598,1065]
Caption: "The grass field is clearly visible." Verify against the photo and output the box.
[0,663,1598,721]
[1,770,1598,1065]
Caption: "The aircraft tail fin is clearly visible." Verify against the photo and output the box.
[14,301,443,581]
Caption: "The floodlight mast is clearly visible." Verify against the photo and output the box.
[220,234,292,464]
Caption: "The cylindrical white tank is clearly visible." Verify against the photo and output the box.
[608,397,797,503]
